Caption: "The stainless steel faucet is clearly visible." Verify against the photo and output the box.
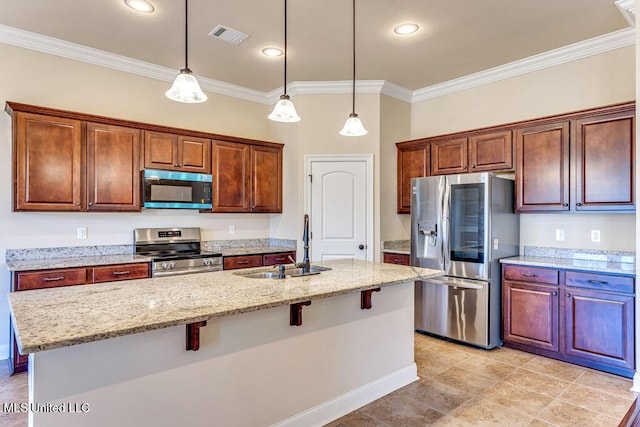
[301,214,310,274]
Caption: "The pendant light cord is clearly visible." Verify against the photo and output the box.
[184,0,189,70]
[351,0,356,115]
[283,0,288,96]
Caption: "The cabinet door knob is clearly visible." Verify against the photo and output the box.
[562,203,568,207]
[552,291,558,296]
[576,203,582,206]
[471,165,476,169]
[88,201,93,206]
[358,244,365,250]
[566,293,571,298]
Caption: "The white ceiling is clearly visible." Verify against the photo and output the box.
[0,0,631,93]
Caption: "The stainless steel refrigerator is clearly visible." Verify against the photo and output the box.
[411,172,519,348]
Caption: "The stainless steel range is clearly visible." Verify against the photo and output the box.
[134,227,222,277]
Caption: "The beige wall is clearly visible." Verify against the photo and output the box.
[0,44,282,358]
[410,46,636,252]
[380,95,411,241]
[272,93,383,258]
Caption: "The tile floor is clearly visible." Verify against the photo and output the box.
[0,333,635,426]
[328,333,637,427]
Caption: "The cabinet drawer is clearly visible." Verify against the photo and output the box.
[263,252,296,266]
[91,263,150,283]
[223,255,263,270]
[16,268,88,290]
[383,253,410,266]
[565,271,634,294]
[503,265,559,285]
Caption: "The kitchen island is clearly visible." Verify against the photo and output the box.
[9,259,441,427]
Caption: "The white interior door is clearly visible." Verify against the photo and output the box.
[308,158,370,262]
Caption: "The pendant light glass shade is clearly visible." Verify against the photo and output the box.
[340,113,367,136]
[341,0,366,136]
[166,0,207,103]
[268,94,301,122]
[166,68,207,103]
[269,0,300,122]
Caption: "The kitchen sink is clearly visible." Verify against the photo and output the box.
[234,265,331,279]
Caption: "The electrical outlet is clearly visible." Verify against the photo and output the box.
[555,229,564,241]
[228,225,236,235]
[591,229,601,243]
[77,227,87,240]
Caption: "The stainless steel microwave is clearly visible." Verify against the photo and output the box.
[142,169,212,209]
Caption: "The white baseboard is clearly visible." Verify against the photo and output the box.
[631,371,640,392]
[271,363,418,427]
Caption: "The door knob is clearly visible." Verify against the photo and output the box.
[358,244,365,250]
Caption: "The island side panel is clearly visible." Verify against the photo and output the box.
[29,282,415,427]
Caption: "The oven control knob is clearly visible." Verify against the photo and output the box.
[161,262,168,270]
[203,259,210,265]
[169,262,176,269]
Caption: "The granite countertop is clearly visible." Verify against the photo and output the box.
[219,246,296,257]
[9,259,442,354]
[500,256,636,276]
[382,248,410,255]
[6,254,153,272]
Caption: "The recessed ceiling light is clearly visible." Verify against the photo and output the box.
[393,23,419,35]
[124,0,155,13]
[262,47,283,57]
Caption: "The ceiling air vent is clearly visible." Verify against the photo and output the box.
[208,25,250,45]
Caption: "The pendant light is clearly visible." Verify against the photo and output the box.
[166,0,207,103]
[340,0,367,136]
[268,0,301,122]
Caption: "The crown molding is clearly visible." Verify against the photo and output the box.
[616,0,636,27]
[412,27,636,103]
[0,23,634,106]
[0,24,270,105]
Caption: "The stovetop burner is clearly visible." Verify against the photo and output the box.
[134,227,223,277]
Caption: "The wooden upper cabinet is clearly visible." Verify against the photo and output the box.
[574,111,635,211]
[211,140,283,213]
[515,121,570,212]
[431,137,468,176]
[177,136,211,173]
[143,131,211,174]
[13,112,83,211]
[251,145,282,213]
[212,140,250,212]
[86,123,141,212]
[397,143,429,214]
[469,130,513,172]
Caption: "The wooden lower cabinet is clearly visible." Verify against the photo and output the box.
[223,255,263,270]
[502,281,559,352]
[263,252,296,266]
[502,264,635,378]
[9,262,150,374]
[564,287,634,371]
[382,253,410,266]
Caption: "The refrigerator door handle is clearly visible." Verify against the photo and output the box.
[442,179,451,274]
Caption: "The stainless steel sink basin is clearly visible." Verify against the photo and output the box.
[234,265,331,279]
[240,272,283,279]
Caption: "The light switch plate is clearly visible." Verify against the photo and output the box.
[555,229,564,241]
[228,225,236,235]
[591,230,601,242]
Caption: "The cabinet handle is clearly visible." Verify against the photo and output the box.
[88,201,93,206]
[576,203,582,206]
[74,202,81,206]
[471,165,476,169]
[111,271,131,276]
[552,291,558,296]
[43,276,65,282]
[274,257,285,261]
[562,203,568,207]
[236,260,249,265]
[522,273,538,277]
[587,279,608,285]
[566,293,571,298]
